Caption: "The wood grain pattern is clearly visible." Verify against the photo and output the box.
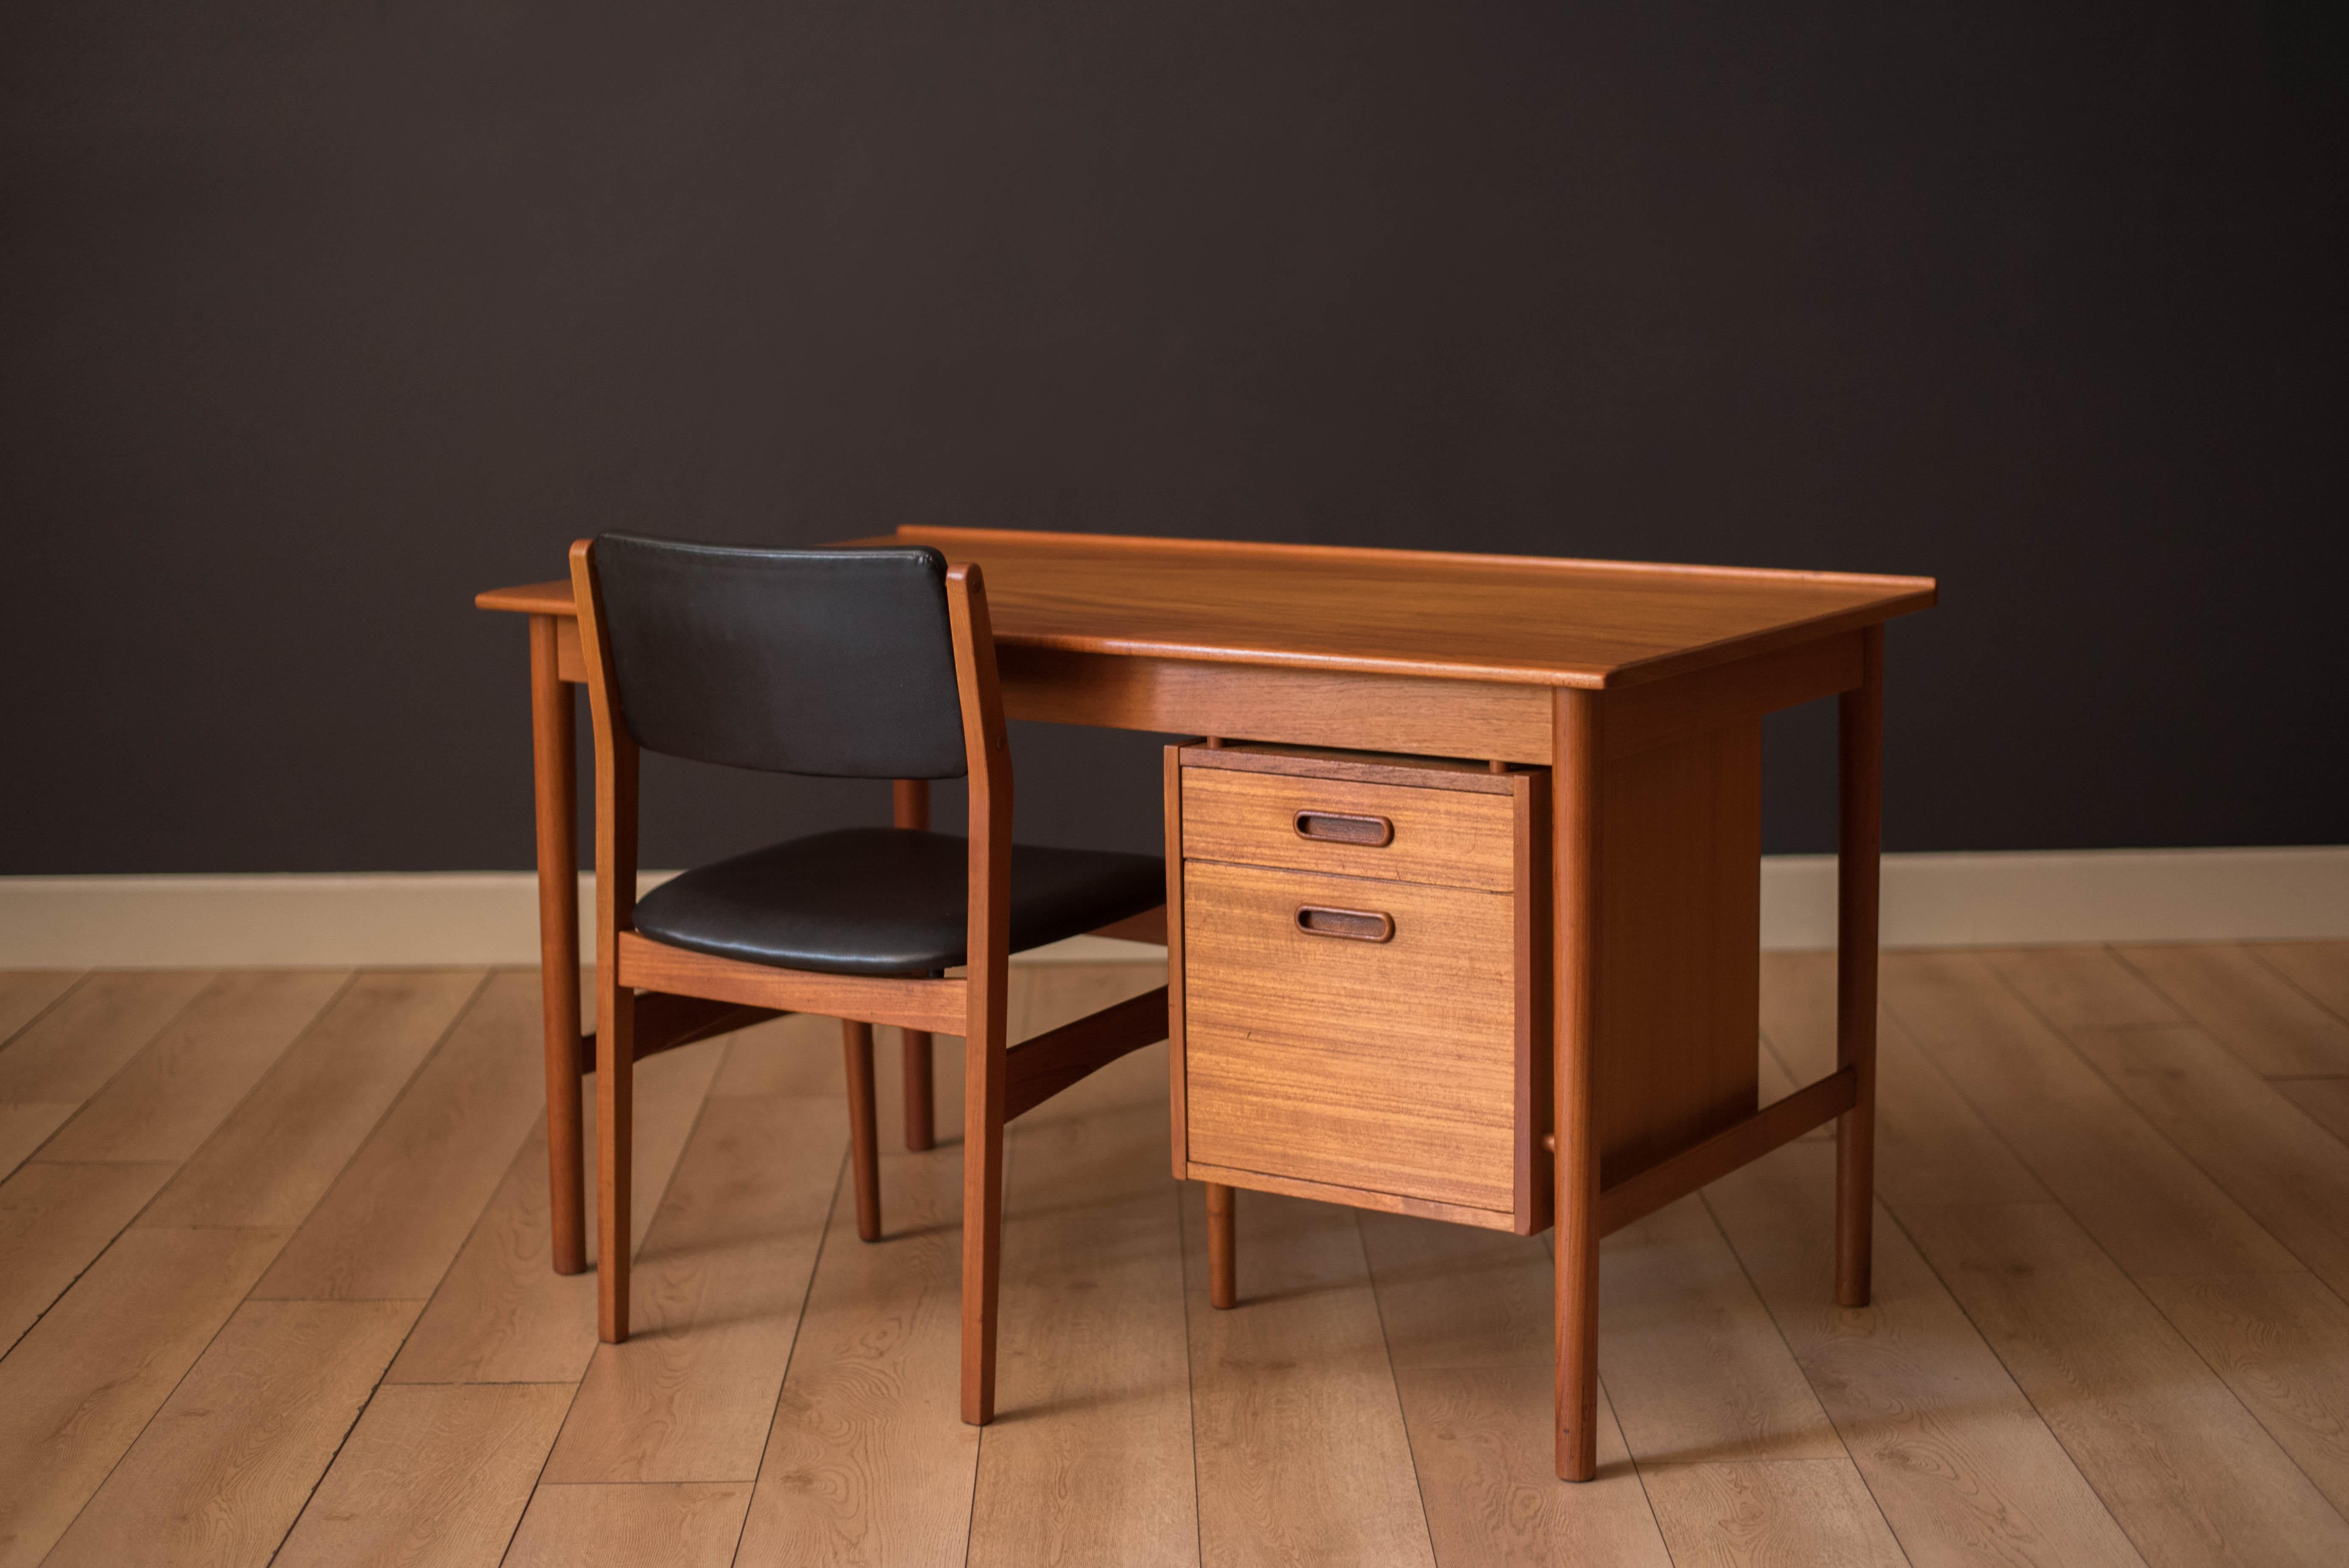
[1184,860,1517,1213]
[543,1091,846,1483]
[255,967,549,1299]
[1184,1186,1437,1568]
[1896,1199,2349,1568]
[1703,1139,2147,1568]
[0,968,212,1104]
[1833,624,1882,1307]
[709,1008,847,1098]
[1882,951,2301,1277]
[0,1159,173,1353]
[39,969,348,1164]
[0,1102,75,1181]
[1762,952,2047,1208]
[893,526,1936,689]
[386,1035,727,1385]
[0,970,80,1047]
[43,1298,416,1568]
[481,522,1938,693]
[274,1383,572,1568]
[1178,741,1520,793]
[968,1056,1193,1566]
[2115,943,2349,1078]
[1000,645,1556,763]
[140,969,486,1229]
[1594,1195,1845,1465]
[529,609,587,1277]
[1640,1459,1909,1568]
[0,1225,287,1568]
[736,1109,979,1567]
[2134,1270,2349,1516]
[1360,1212,1672,1567]
[1180,763,1517,891]
[2056,1021,2349,1295]
[1591,717,1763,1187]
[505,1483,752,1568]
[2250,941,2349,1026]
[2277,1077,2349,1147]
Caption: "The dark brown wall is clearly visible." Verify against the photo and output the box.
[4,2,2343,873]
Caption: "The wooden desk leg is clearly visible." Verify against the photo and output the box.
[529,615,587,1277]
[1553,688,1602,1482]
[1205,1182,1237,1308]
[894,779,937,1152]
[1835,627,1884,1307]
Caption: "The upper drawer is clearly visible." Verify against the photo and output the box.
[1181,765,1516,892]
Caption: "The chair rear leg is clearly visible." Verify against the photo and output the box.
[596,982,635,1342]
[842,1019,882,1241]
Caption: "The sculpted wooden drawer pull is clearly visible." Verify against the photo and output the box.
[1294,810,1393,847]
[1295,905,1395,943]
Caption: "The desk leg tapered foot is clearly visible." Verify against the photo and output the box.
[1205,1183,1237,1309]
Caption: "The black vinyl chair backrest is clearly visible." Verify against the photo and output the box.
[591,534,968,779]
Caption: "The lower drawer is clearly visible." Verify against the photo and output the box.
[1181,860,1519,1215]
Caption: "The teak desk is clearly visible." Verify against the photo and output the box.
[477,526,1936,1481]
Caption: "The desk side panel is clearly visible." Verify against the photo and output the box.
[1593,717,1763,1185]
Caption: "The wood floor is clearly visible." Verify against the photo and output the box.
[4,944,2349,1565]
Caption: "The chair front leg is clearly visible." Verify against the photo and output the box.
[596,979,635,1342]
[842,1019,882,1241]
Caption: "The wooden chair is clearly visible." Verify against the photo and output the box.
[568,533,1170,1423]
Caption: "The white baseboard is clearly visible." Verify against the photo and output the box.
[1,847,2342,969]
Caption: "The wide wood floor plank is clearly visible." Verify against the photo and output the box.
[542,1090,846,1483]
[43,1298,417,1568]
[255,969,548,1299]
[0,1225,287,1568]
[0,1159,174,1353]
[1990,944,2349,1293]
[41,969,348,1164]
[0,970,81,1046]
[2135,1270,2349,1518]
[1362,1213,1670,1567]
[711,1009,848,1097]
[388,1033,728,1384]
[735,1097,978,1568]
[0,1101,76,1181]
[505,1483,752,1568]
[1185,1186,1437,1568]
[140,969,485,1229]
[273,1383,574,1568]
[1596,1194,1845,1465]
[1882,950,2300,1277]
[1761,952,2046,1206]
[1704,1141,2146,1568]
[2251,941,2349,1026]
[2276,1078,2349,1146]
[0,969,212,1103]
[969,1048,1195,1568]
[1640,1459,1909,1568]
[2115,942,2349,1078]
[1899,1200,2349,1568]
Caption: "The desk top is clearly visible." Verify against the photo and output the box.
[478,526,1934,691]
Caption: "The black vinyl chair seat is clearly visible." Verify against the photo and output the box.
[632,827,1165,977]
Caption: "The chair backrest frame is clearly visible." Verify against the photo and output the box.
[567,537,1013,1005]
